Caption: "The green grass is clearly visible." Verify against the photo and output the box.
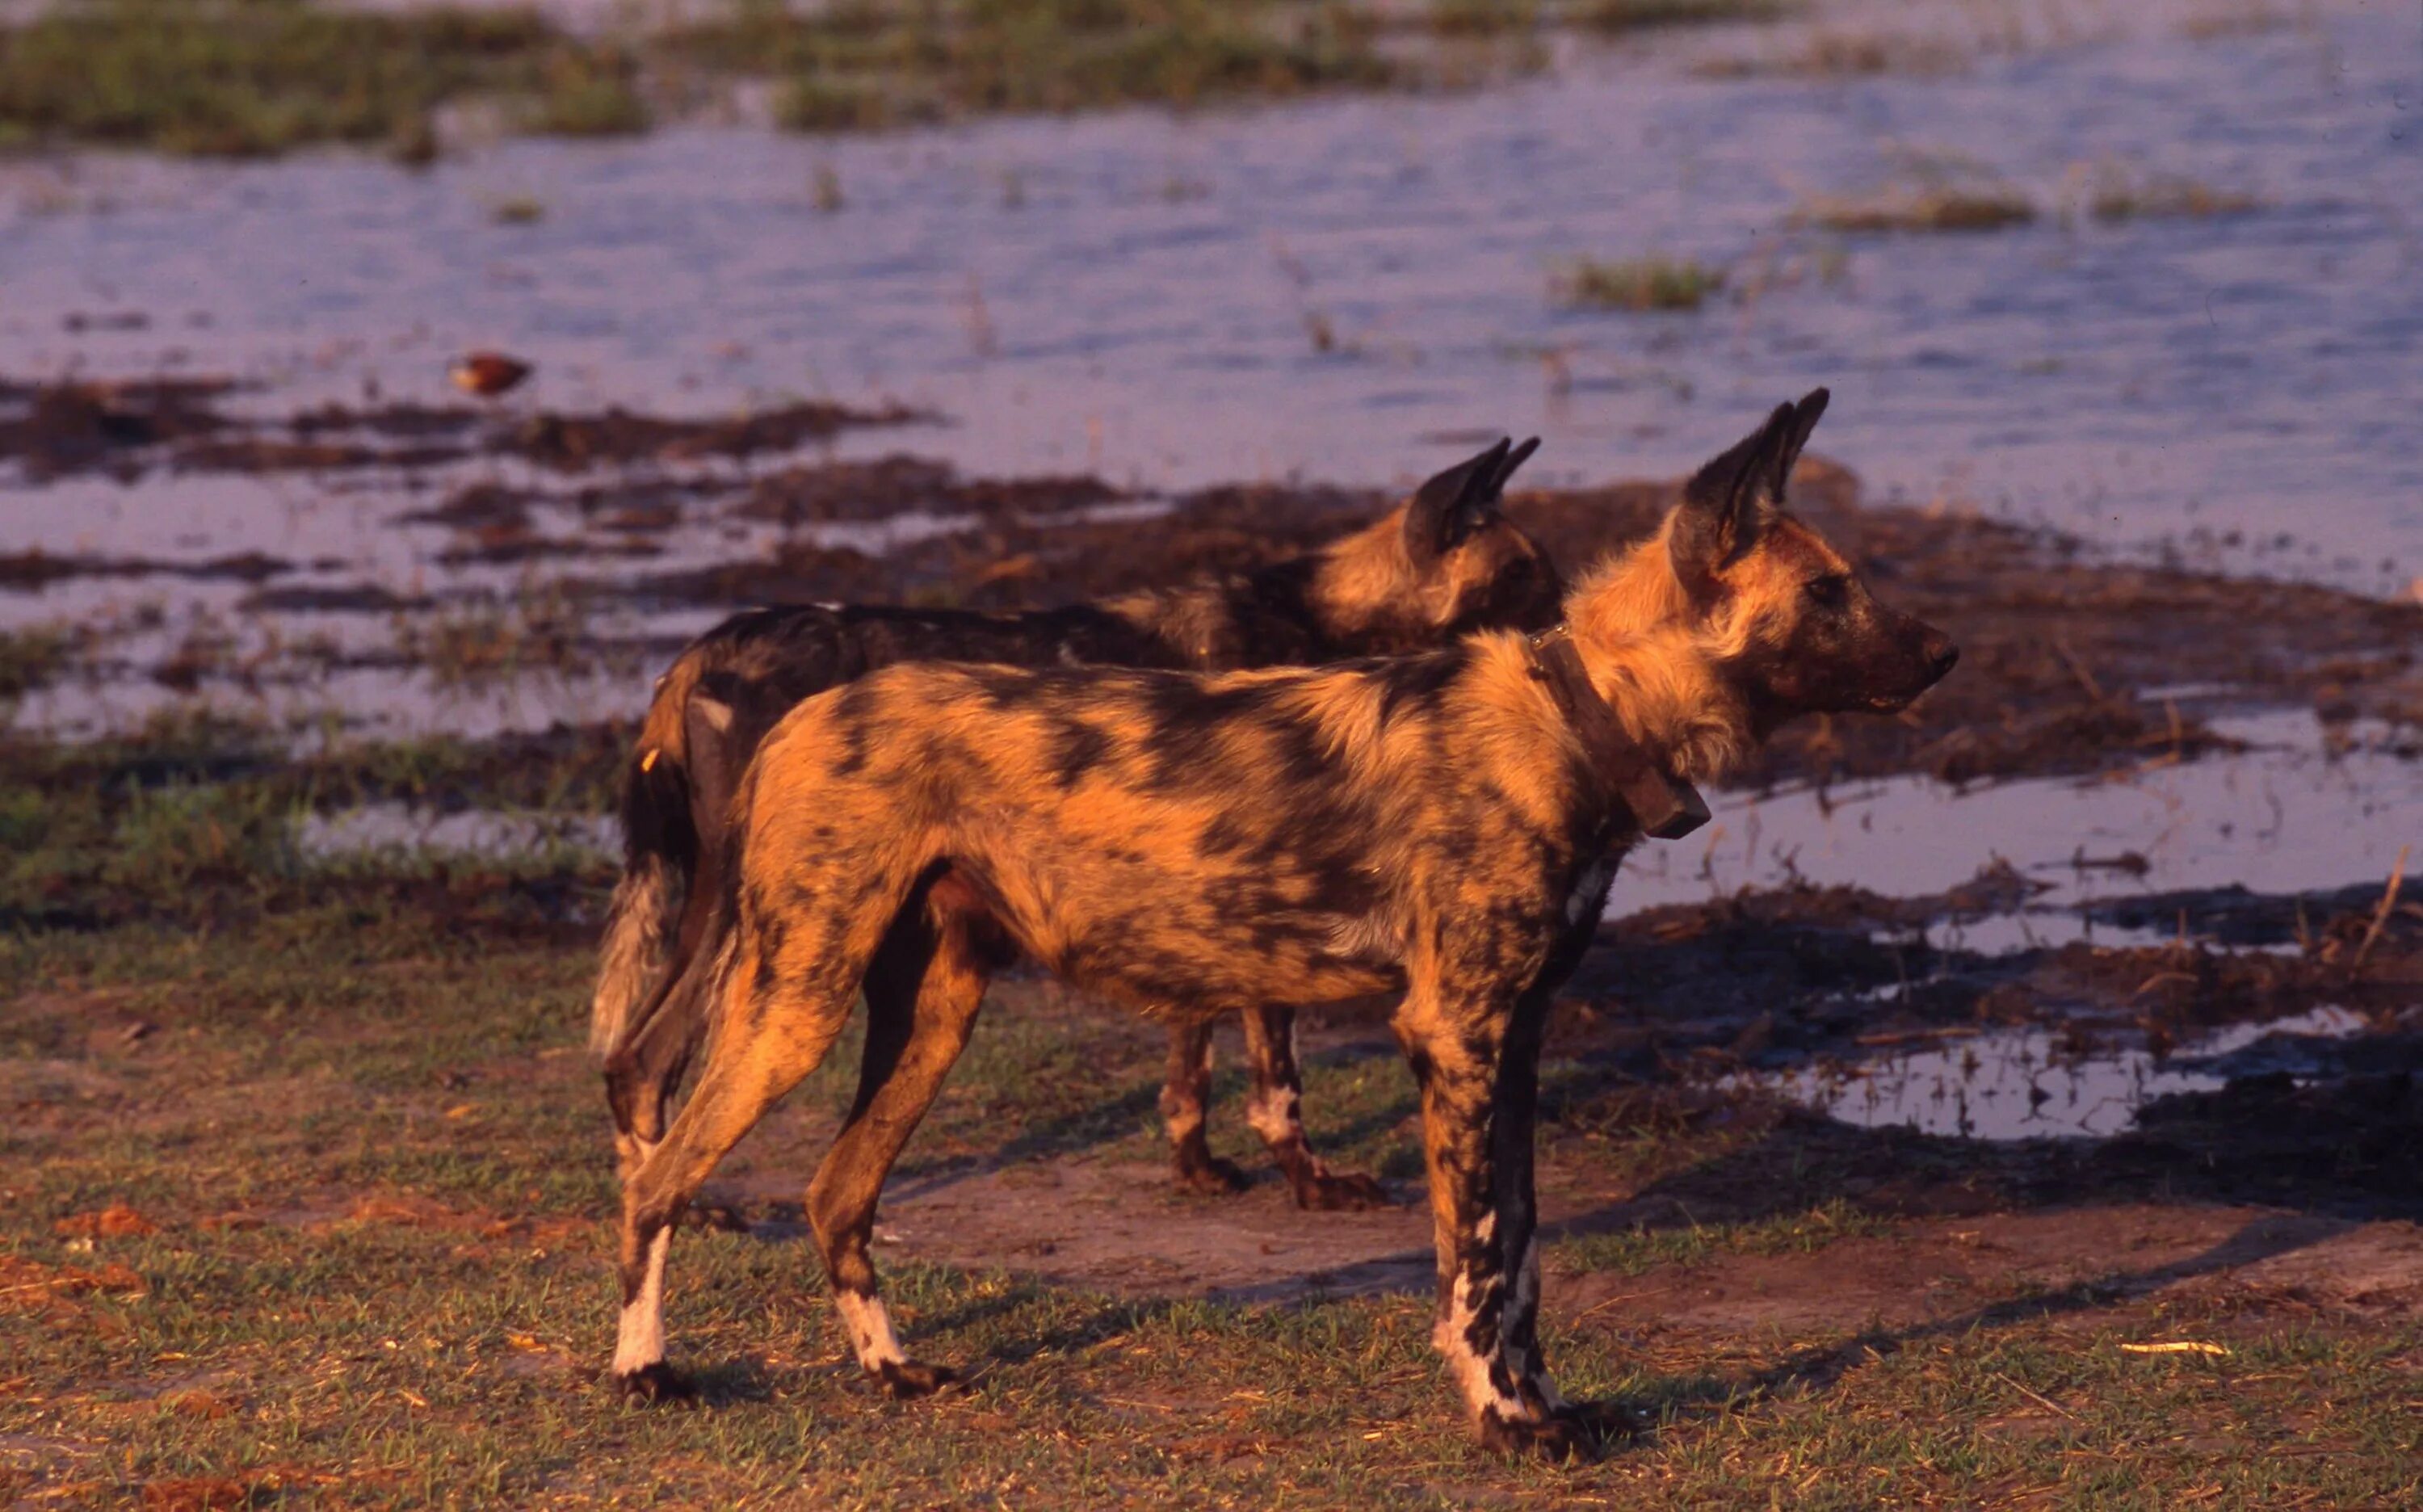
[0,0,645,158]
[5,729,2421,1505]
[674,0,1396,132]
[0,0,1814,157]
[8,886,2421,1508]
[1553,255,1727,311]
[1556,1199,1895,1275]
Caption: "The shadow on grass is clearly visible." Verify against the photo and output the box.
[1631,1209,2362,1426]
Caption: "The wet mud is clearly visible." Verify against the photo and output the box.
[9,373,2417,788]
[0,376,926,481]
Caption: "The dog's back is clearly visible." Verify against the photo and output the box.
[591,441,1559,1061]
[591,599,1179,1058]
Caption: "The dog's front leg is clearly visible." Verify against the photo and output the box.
[1490,979,1563,1420]
[1396,978,1577,1459]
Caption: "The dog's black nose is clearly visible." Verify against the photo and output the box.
[1923,634,1959,681]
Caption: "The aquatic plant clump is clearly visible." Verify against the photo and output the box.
[1572,0,1791,32]
[1795,186,2038,235]
[1552,255,1727,310]
[2085,170,2261,224]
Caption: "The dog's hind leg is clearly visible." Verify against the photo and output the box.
[1160,1020,1248,1196]
[613,859,904,1403]
[606,924,724,1403]
[1241,1006,1388,1211]
[806,873,1006,1397]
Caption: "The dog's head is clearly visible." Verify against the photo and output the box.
[1669,390,1957,728]
[1320,436,1562,653]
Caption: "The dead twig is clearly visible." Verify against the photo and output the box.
[1572,1287,1673,1322]
[2052,636,2106,704]
[1993,1370,2077,1420]
[2350,846,2408,976]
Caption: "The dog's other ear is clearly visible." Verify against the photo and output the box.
[1407,437,1513,561]
[1671,401,1795,594]
[1769,388,1829,504]
[1491,436,1541,498]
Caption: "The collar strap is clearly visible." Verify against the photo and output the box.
[1526,627,1710,842]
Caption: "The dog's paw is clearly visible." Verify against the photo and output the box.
[1173,1154,1252,1198]
[1477,1407,1590,1462]
[1553,1398,1650,1442]
[614,1362,695,1406]
[874,1359,960,1400]
[1291,1165,1391,1212]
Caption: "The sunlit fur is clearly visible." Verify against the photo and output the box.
[594,439,1561,1216]
[607,392,1957,1455]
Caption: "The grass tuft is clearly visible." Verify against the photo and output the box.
[0,623,77,703]
[2084,170,2261,225]
[388,589,592,691]
[1795,186,2036,235]
[1552,255,1727,311]
[1574,0,1791,32]
[488,195,548,225]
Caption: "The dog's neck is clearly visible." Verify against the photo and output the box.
[1556,522,1755,784]
[1295,503,1453,653]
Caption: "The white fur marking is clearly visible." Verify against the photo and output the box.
[1245,1086,1300,1147]
[836,1290,906,1371]
[613,1228,671,1375]
[1435,1271,1527,1421]
[693,694,735,734]
[1564,856,1617,927]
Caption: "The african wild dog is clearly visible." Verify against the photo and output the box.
[594,439,1560,1214]
[610,391,1956,1453]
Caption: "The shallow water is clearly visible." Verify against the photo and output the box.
[296,801,617,859]
[1615,710,2423,918]
[3,0,2417,611]
[1745,1003,2370,1140]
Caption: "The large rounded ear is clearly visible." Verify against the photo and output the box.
[1670,401,1796,596]
[1405,437,1513,561]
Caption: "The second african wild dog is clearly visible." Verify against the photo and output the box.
[608,390,1958,1452]
[594,439,1560,1213]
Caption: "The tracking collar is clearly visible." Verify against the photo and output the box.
[1525,626,1710,842]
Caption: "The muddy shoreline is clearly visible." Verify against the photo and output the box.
[8,376,2420,781]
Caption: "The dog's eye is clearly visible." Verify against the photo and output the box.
[1805,576,1850,609]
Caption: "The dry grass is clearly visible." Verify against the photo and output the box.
[2082,170,2261,225]
[1795,186,2037,235]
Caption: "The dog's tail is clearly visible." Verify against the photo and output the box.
[590,649,710,1060]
